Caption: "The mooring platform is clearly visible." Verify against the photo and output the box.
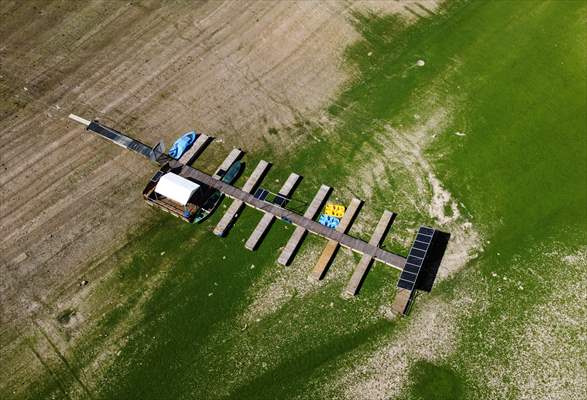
[345,211,396,295]
[174,161,405,269]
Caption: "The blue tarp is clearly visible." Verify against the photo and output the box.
[319,214,340,229]
[168,131,197,159]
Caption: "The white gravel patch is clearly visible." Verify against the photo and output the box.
[336,298,465,400]
[480,247,587,400]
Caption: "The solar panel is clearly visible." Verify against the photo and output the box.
[416,233,432,243]
[398,279,415,290]
[88,121,154,160]
[253,188,269,201]
[403,263,421,274]
[412,241,429,251]
[396,226,435,292]
[407,255,424,266]
[419,227,435,236]
[410,248,427,258]
[273,195,288,207]
[400,270,417,280]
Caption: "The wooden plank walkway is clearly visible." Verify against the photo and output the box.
[277,185,331,266]
[178,134,212,165]
[245,173,301,250]
[213,160,271,237]
[171,161,406,269]
[344,211,396,296]
[213,148,243,179]
[310,198,362,280]
[73,118,407,273]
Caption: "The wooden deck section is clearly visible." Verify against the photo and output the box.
[277,184,331,266]
[178,134,212,165]
[213,148,243,179]
[391,288,413,315]
[344,210,396,296]
[245,173,301,250]
[213,160,271,236]
[310,198,362,280]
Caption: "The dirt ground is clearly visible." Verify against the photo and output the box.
[0,0,442,391]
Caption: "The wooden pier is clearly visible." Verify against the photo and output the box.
[178,134,212,165]
[345,211,396,295]
[277,184,331,266]
[310,198,363,280]
[245,173,301,250]
[70,115,448,316]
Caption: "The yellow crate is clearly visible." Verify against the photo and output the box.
[324,203,345,218]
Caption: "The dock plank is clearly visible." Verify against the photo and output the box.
[277,173,300,197]
[213,148,243,180]
[242,160,271,193]
[213,160,271,236]
[310,198,362,280]
[245,173,301,251]
[277,185,331,265]
[178,134,212,165]
[345,211,396,296]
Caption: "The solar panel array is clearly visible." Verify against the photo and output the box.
[397,226,435,291]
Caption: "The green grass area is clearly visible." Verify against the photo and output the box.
[16,1,587,399]
[408,360,465,400]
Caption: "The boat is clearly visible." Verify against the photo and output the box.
[142,161,242,223]
[192,160,243,223]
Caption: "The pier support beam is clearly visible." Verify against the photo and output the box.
[310,198,362,280]
[245,173,301,250]
[277,185,331,266]
[344,210,396,296]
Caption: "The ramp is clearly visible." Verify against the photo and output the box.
[213,160,271,236]
[80,118,156,161]
[245,173,301,250]
[277,185,331,265]
[345,210,396,296]
[310,198,362,280]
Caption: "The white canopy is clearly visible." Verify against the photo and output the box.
[154,172,200,206]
